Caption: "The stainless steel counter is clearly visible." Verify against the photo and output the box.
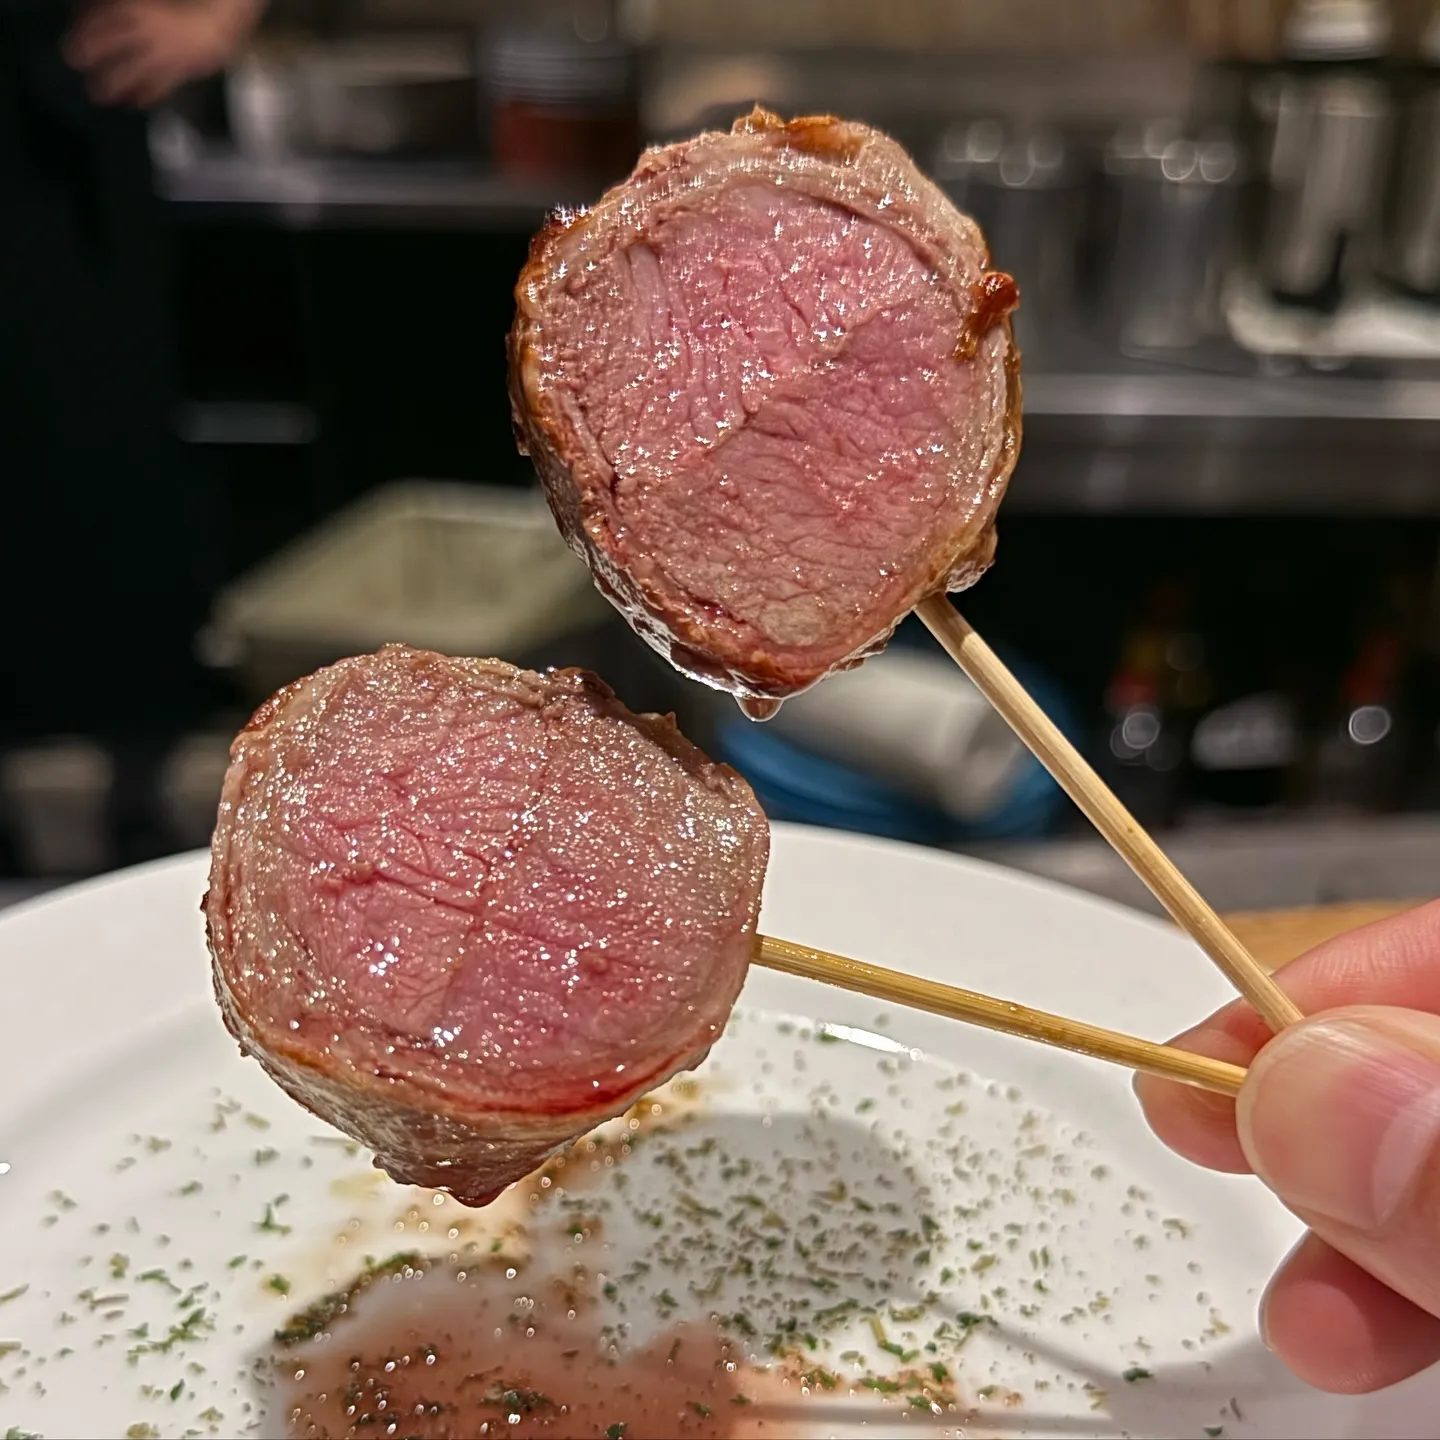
[967,814,1440,916]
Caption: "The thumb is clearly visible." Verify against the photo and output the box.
[1238,1004,1440,1321]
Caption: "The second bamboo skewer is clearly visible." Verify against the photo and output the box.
[754,934,1246,1098]
[916,594,1303,1034]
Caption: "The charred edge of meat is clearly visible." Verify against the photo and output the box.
[956,272,1021,362]
[525,203,590,269]
[731,104,868,162]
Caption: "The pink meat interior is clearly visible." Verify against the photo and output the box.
[222,660,758,1114]
[562,182,987,665]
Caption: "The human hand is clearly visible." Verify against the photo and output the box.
[1135,900,1440,1394]
[64,0,264,109]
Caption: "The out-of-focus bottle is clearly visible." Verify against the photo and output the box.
[1402,555,1440,808]
[1313,628,1408,810]
[1189,610,1301,814]
[484,1,639,183]
[1094,581,1211,830]
[1190,689,1301,811]
[1251,0,1394,310]
[1380,3,1440,299]
[1407,651,1440,808]
[1097,630,1176,832]
[1101,120,1241,351]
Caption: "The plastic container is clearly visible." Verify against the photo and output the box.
[202,481,610,699]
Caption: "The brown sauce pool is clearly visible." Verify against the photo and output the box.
[271,1084,973,1438]
[275,1253,962,1439]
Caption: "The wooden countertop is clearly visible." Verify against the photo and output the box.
[1222,900,1426,972]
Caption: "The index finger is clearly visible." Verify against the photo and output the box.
[1135,899,1440,1173]
[63,3,146,70]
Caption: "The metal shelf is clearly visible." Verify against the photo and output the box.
[1024,371,1440,424]
[157,152,580,230]
[1012,369,1440,516]
[157,152,1440,515]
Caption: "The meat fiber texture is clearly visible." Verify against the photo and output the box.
[204,646,769,1205]
[509,106,1022,716]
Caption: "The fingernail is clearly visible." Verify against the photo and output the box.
[1257,1284,1279,1354]
[1238,1010,1440,1232]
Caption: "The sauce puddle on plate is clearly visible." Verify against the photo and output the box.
[274,1250,959,1438]
[272,1075,968,1439]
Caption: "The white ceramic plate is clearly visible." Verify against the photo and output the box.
[0,824,1435,1439]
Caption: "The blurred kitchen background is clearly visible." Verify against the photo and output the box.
[4,0,1440,918]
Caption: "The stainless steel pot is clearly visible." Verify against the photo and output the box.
[1381,10,1440,298]
[1248,1,1394,308]
[933,121,1082,361]
[302,36,479,156]
[1384,90,1440,296]
[1101,120,1241,352]
[226,34,480,159]
[1252,67,1392,305]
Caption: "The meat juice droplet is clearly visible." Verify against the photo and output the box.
[276,1258,800,1438]
[734,695,783,722]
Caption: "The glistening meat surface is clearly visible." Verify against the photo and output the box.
[204,646,769,1205]
[510,107,1021,712]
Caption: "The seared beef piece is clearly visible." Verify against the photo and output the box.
[204,647,768,1205]
[510,107,1021,716]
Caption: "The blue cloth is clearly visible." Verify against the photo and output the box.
[715,634,1072,846]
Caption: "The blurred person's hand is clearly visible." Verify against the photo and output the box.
[1135,900,1440,1394]
[64,0,265,109]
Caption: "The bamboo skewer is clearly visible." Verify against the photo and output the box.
[915,594,1304,1034]
[753,934,1246,1097]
